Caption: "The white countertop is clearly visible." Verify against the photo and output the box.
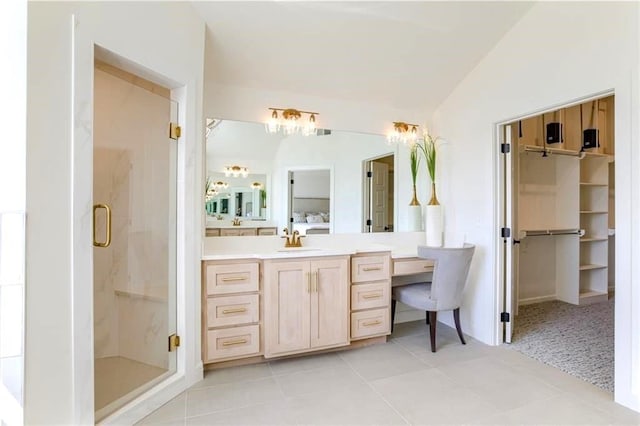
[201,232,426,261]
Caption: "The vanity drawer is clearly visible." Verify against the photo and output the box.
[205,262,259,295]
[393,258,434,276]
[351,308,390,340]
[206,325,260,362]
[207,294,259,328]
[220,228,258,236]
[206,228,220,237]
[351,282,389,310]
[257,227,277,236]
[351,254,390,283]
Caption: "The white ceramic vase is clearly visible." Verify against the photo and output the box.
[407,205,423,231]
[425,204,443,247]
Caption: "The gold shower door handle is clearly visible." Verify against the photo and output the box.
[93,204,112,247]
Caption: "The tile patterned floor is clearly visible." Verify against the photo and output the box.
[138,321,640,425]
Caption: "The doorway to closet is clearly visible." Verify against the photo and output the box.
[500,93,615,393]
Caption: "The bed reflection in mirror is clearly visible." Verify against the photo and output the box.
[289,169,331,235]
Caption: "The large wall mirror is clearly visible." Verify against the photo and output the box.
[205,118,397,234]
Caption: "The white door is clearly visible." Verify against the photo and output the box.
[501,124,518,343]
[370,161,389,232]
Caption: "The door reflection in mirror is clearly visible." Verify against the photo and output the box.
[364,154,395,232]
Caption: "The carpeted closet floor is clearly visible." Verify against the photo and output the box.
[510,297,614,393]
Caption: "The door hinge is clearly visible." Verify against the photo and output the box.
[366,219,372,226]
[169,122,181,140]
[500,312,510,323]
[501,143,510,154]
[290,217,294,223]
[367,171,373,178]
[290,179,294,185]
[168,334,180,351]
[501,227,511,238]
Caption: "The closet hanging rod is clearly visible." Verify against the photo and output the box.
[519,229,582,238]
[521,145,584,158]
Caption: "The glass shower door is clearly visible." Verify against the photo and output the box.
[93,63,177,421]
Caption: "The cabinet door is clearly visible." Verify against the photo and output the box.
[310,258,349,349]
[264,260,311,357]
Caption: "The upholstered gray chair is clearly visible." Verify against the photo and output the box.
[391,243,475,352]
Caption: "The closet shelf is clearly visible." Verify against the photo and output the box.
[579,264,607,271]
[579,182,607,187]
[579,210,607,214]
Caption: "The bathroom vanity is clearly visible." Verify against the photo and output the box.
[201,232,432,367]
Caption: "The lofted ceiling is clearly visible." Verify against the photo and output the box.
[192,1,534,115]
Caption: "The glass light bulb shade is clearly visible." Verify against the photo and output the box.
[265,117,280,134]
[302,120,316,136]
[283,118,299,135]
[387,129,401,144]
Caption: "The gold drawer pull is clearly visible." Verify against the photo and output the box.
[221,276,246,282]
[362,293,382,299]
[363,266,382,272]
[363,320,382,327]
[222,307,247,314]
[222,339,248,346]
[424,265,431,269]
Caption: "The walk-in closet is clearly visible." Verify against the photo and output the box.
[503,94,615,392]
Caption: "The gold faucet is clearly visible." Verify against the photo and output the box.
[282,228,304,248]
[232,217,242,226]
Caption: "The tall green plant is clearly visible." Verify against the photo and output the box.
[410,144,421,186]
[417,132,438,183]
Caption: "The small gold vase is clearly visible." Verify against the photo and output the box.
[410,184,421,206]
[428,182,439,206]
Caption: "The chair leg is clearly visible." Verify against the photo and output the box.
[425,311,430,324]
[428,311,437,352]
[391,299,396,333]
[453,308,466,345]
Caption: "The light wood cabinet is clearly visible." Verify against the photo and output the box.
[202,259,261,363]
[220,228,258,237]
[350,253,391,340]
[263,256,349,358]
[206,226,277,237]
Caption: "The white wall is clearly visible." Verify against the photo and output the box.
[0,1,26,424]
[431,2,639,411]
[26,2,204,424]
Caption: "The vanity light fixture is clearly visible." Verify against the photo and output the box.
[251,182,262,189]
[265,108,319,137]
[387,122,419,145]
[213,181,229,190]
[223,165,249,178]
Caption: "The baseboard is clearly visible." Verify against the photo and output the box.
[519,295,557,306]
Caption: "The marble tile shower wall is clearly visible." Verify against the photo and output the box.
[93,68,171,369]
